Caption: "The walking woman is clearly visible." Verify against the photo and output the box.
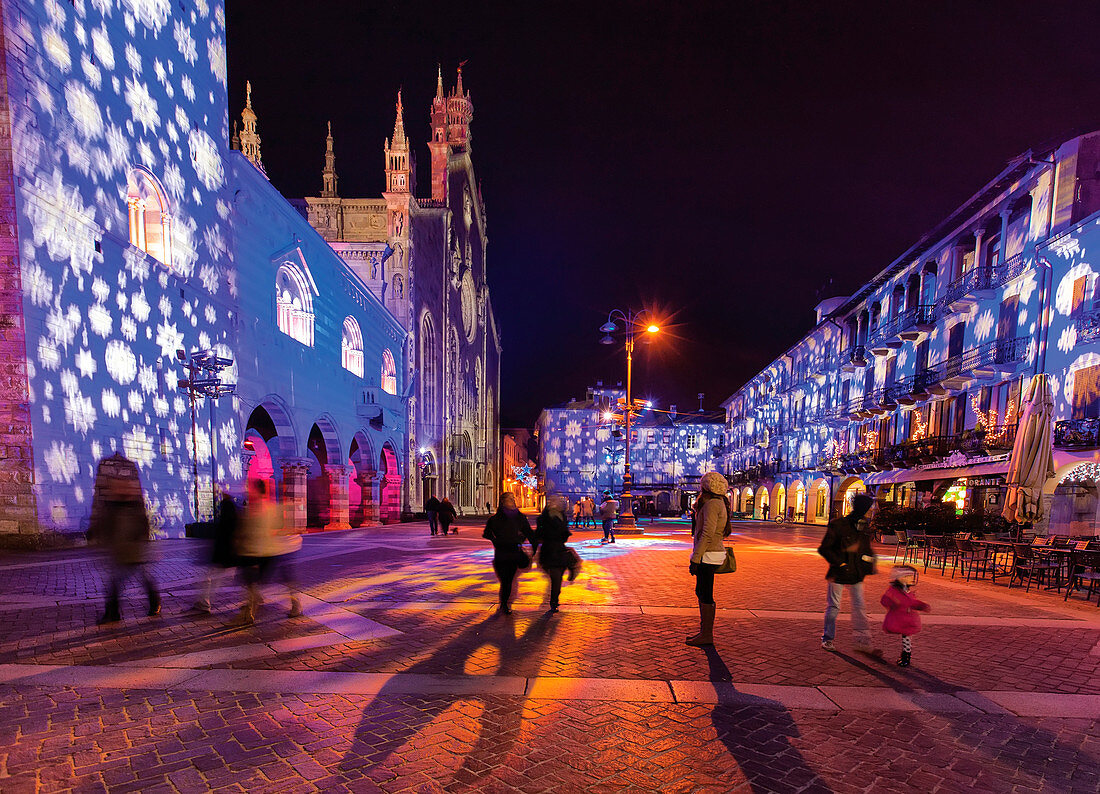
[483,492,534,614]
[687,471,732,646]
[534,495,573,613]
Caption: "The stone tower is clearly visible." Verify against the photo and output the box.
[239,81,264,174]
[383,91,413,317]
[428,65,474,203]
[321,121,338,198]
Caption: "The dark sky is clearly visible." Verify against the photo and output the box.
[226,0,1100,428]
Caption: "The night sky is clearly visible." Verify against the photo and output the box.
[226,1,1100,428]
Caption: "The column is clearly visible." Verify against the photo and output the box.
[358,472,380,524]
[325,463,351,531]
[997,208,1011,266]
[972,228,985,274]
[371,473,386,523]
[280,457,311,533]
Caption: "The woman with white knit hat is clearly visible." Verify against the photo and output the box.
[686,470,733,646]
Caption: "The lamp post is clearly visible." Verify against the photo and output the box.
[600,309,659,532]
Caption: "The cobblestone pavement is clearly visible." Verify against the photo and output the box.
[1,519,1100,792]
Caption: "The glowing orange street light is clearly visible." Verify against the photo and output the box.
[599,309,660,533]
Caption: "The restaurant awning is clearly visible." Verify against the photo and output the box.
[864,459,1010,486]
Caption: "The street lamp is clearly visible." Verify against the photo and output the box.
[599,309,659,532]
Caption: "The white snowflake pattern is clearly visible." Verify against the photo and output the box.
[198,264,219,294]
[44,441,79,484]
[38,338,61,370]
[91,24,115,70]
[87,303,112,337]
[130,289,151,322]
[120,315,138,341]
[123,425,155,469]
[173,20,198,64]
[24,169,97,276]
[155,320,184,359]
[127,389,144,413]
[102,390,121,418]
[124,77,160,133]
[188,127,224,189]
[75,348,97,378]
[1058,325,1078,354]
[64,390,96,434]
[23,262,54,307]
[42,27,71,72]
[104,340,138,385]
[121,0,171,32]
[64,81,104,139]
[206,35,226,86]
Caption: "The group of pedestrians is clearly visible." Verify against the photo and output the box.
[483,493,580,613]
[686,473,931,666]
[89,453,303,626]
[423,495,458,536]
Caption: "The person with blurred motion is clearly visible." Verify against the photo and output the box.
[235,479,302,624]
[818,492,881,656]
[438,496,458,535]
[89,452,160,625]
[483,492,535,614]
[686,471,733,646]
[534,494,575,613]
[193,486,240,613]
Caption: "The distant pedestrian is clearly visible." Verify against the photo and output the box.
[193,486,239,613]
[598,491,619,543]
[89,453,160,625]
[761,501,770,521]
[881,565,930,667]
[586,496,597,528]
[425,494,441,535]
[686,471,732,646]
[534,495,575,613]
[483,492,534,614]
[572,499,582,525]
[818,492,881,656]
[438,497,458,535]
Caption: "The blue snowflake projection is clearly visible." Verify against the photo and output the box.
[14,0,237,535]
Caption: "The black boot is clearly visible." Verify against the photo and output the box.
[145,577,161,617]
[97,605,121,625]
[898,650,911,667]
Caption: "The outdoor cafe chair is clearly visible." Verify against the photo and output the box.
[953,538,991,581]
[892,529,909,563]
[1063,551,1100,605]
[1010,543,1064,593]
[923,534,952,574]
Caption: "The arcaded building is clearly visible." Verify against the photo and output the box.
[719,130,1100,535]
[298,70,502,516]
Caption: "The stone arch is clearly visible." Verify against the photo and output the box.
[790,480,807,522]
[810,477,831,525]
[770,482,787,520]
[379,441,402,524]
[305,415,342,528]
[754,485,770,519]
[836,476,867,516]
[245,397,298,486]
[349,431,377,527]
[741,486,755,516]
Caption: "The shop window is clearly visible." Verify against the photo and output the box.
[127,168,172,268]
[381,349,397,395]
[1072,276,1090,315]
[275,264,314,347]
[341,317,364,378]
[1072,364,1100,420]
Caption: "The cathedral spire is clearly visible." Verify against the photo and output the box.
[321,120,338,198]
[391,90,407,148]
[455,60,466,97]
[239,80,265,174]
[435,64,444,100]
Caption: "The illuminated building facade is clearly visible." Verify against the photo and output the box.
[718,130,1100,535]
[502,429,537,510]
[299,70,502,516]
[0,0,407,539]
[537,385,724,515]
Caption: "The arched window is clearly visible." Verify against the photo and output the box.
[127,168,172,267]
[275,264,314,346]
[341,316,363,377]
[381,348,397,395]
[421,315,435,421]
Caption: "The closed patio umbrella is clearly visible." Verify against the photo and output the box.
[1002,373,1055,524]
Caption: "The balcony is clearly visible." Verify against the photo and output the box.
[1054,418,1100,449]
[941,267,995,314]
[840,345,867,372]
[930,336,1026,392]
[940,253,1029,316]
[1078,308,1100,345]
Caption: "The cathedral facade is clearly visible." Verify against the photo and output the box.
[297,70,502,515]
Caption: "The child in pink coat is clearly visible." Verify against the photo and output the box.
[880,565,930,667]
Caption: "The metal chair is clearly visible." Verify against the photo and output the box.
[1064,551,1100,604]
[1010,544,1063,593]
[892,529,909,563]
[954,538,990,581]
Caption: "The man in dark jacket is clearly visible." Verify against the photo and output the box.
[424,495,441,535]
[818,492,880,655]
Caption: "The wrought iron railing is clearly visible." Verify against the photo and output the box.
[1079,308,1100,345]
[1054,418,1100,449]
